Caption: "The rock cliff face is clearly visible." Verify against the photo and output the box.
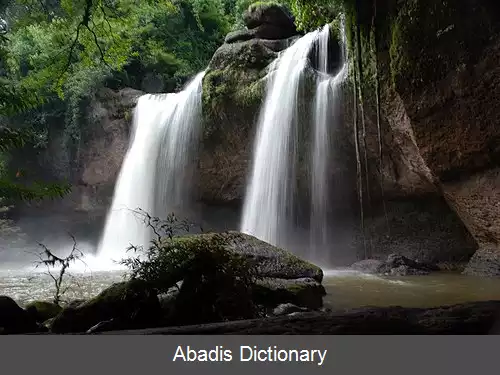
[197,2,480,266]
[352,0,500,273]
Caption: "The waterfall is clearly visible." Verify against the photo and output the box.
[241,23,348,265]
[240,30,320,248]
[97,71,205,262]
[310,24,348,265]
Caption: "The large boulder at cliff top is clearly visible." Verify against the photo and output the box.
[243,2,296,31]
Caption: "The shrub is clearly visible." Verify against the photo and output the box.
[121,210,260,325]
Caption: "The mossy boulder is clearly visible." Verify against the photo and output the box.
[0,296,40,334]
[25,301,62,323]
[50,279,162,333]
[167,232,325,310]
[174,232,323,282]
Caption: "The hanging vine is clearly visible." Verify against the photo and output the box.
[346,13,367,260]
[354,0,373,258]
[371,0,390,235]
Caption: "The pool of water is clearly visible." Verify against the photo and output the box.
[322,269,500,310]
[1,266,500,309]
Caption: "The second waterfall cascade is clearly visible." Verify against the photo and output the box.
[97,71,206,262]
[241,23,348,266]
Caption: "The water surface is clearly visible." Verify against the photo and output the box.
[323,269,500,310]
[1,267,500,309]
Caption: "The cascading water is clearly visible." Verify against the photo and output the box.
[309,24,348,264]
[241,23,348,265]
[97,71,206,262]
[240,30,321,249]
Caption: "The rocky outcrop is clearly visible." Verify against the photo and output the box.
[198,4,301,204]
[218,231,323,281]
[170,232,325,310]
[351,254,439,276]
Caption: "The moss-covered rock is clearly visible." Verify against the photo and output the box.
[199,38,285,203]
[173,232,324,282]
[25,301,62,323]
[50,279,162,334]
[147,232,326,312]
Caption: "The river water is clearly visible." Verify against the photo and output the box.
[1,266,500,309]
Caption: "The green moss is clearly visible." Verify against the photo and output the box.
[201,47,271,141]
[386,0,497,93]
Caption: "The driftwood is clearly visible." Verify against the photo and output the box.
[96,300,500,335]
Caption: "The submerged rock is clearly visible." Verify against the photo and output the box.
[351,253,439,276]
[0,296,39,334]
[50,279,162,334]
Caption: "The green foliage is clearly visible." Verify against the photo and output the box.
[0,0,239,206]
[121,210,259,324]
[286,0,345,31]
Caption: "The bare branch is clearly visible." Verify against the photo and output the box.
[30,234,86,305]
